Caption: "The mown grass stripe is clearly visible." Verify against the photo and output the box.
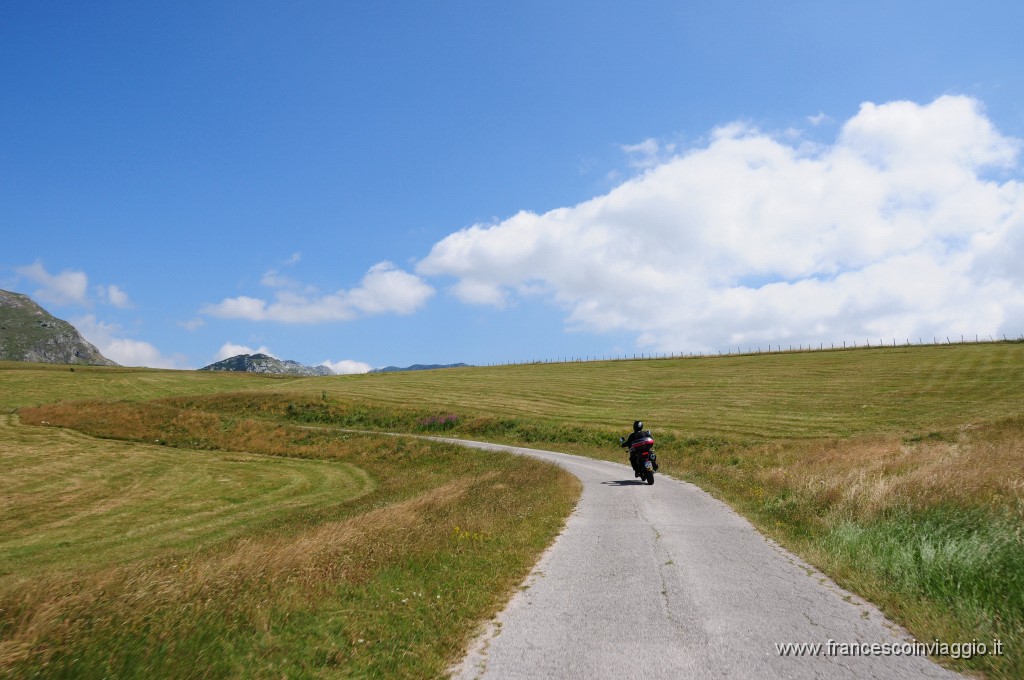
[272,343,1024,442]
[1,399,580,679]
[0,415,375,573]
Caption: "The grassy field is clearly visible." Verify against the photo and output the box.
[234,341,1022,679]
[289,342,1024,441]
[3,342,1023,677]
[1,370,580,678]
[0,413,374,574]
[0,361,300,413]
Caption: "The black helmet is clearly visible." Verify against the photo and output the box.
[633,420,643,432]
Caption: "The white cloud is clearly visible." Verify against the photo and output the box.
[73,315,189,369]
[16,261,89,306]
[321,359,373,374]
[16,262,134,310]
[284,251,302,266]
[260,269,314,291]
[202,261,434,323]
[214,342,276,361]
[205,296,271,320]
[622,137,676,169]
[103,284,131,308]
[178,317,205,331]
[346,262,435,314]
[418,95,1024,351]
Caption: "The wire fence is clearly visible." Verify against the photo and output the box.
[481,333,1024,368]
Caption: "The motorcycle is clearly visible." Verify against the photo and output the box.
[620,432,658,485]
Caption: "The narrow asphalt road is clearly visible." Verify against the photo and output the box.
[438,438,962,680]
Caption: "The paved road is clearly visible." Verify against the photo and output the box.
[440,438,962,680]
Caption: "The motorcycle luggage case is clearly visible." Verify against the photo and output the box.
[629,434,655,453]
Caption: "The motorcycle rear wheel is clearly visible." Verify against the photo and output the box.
[644,471,655,485]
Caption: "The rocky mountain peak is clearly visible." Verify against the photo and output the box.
[0,289,118,366]
[199,353,333,376]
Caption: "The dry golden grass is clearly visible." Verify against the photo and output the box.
[2,398,581,678]
[0,414,373,574]
[0,476,480,669]
[755,419,1024,520]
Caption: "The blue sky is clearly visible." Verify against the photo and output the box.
[3,1,1023,370]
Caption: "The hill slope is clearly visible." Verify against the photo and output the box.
[0,290,117,366]
[370,362,470,373]
[289,342,1024,441]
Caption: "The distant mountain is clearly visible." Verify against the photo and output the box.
[0,289,118,366]
[199,353,333,376]
[369,363,470,374]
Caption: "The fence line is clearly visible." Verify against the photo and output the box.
[481,333,1024,368]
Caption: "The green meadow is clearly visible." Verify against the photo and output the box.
[0,366,580,678]
[262,341,1024,679]
[2,341,1022,678]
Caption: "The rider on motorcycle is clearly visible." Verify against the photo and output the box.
[621,420,657,477]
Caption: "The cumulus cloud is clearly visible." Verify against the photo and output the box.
[16,261,89,306]
[73,315,189,369]
[15,262,135,310]
[321,359,373,374]
[622,138,676,169]
[418,96,1024,351]
[103,284,131,308]
[214,342,276,361]
[260,270,305,290]
[202,262,434,323]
